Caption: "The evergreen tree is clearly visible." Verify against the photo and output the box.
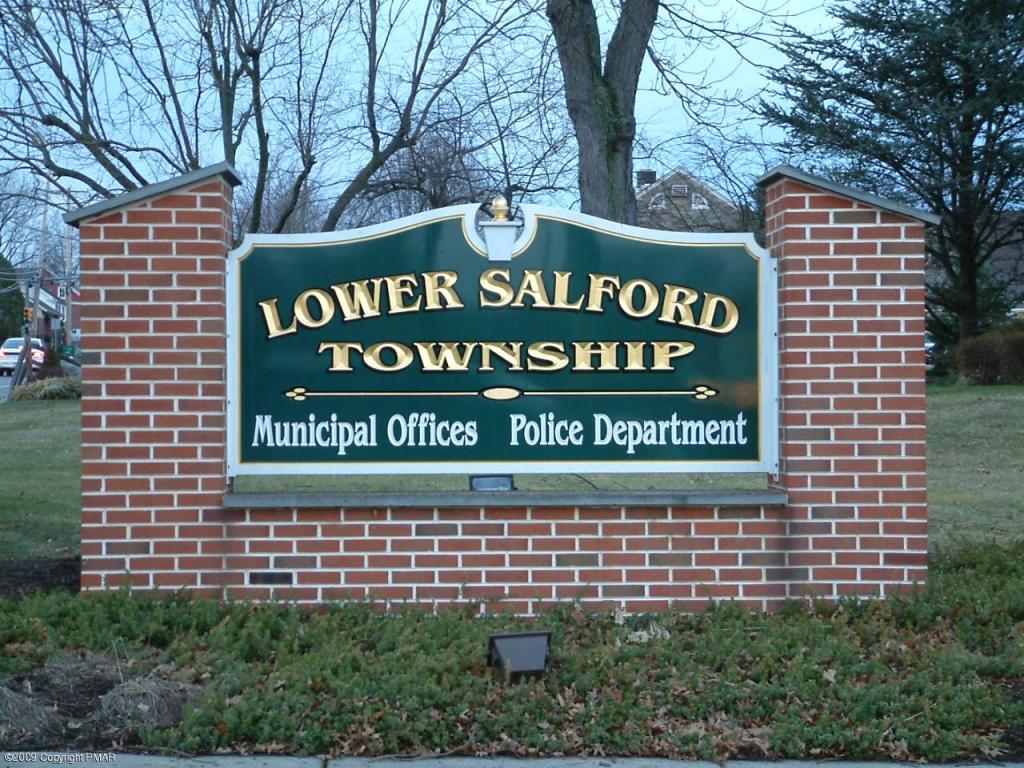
[0,254,25,340]
[761,0,1024,343]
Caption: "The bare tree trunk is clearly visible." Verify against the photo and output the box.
[546,0,657,224]
[957,255,981,341]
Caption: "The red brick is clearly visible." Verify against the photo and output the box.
[124,209,174,224]
[80,241,126,257]
[480,535,527,553]
[176,209,225,225]
[602,553,646,567]
[856,226,903,239]
[508,522,551,536]
[151,194,198,209]
[532,507,576,520]
[805,194,854,209]
[127,240,175,255]
[779,180,819,196]
[602,522,646,536]
[694,521,740,535]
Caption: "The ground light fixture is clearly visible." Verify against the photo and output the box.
[469,474,516,491]
[487,630,551,677]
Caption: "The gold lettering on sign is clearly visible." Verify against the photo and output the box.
[479,269,515,307]
[364,342,415,372]
[294,289,335,328]
[572,341,620,371]
[652,341,695,370]
[332,278,384,321]
[619,278,659,318]
[260,270,743,335]
[551,271,584,310]
[423,271,464,310]
[512,269,553,308]
[413,342,479,372]
[312,339,710,374]
[384,273,422,314]
[258,298,298,338]
[261,268,748,382]
[479,342,524,371]
[527,341,570,371]
[624,341,647,371]
[585,274,620,313]
[658,284,701,327]
[318,341,364,371]
[698,292,740,334]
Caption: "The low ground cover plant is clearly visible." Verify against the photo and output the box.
[7,376,81,401]
[1,542,1022,760]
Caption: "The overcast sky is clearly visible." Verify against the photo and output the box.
[632,0,836,179]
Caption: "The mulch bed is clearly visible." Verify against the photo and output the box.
[0,556,80,599]
[1,652,196,750]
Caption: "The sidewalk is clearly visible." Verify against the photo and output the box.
[3,756,1017,768]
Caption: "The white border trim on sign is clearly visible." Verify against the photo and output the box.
[514,205,768,260]
[225,247,240,477]
[226,204,779,478]
[231,204,487,262]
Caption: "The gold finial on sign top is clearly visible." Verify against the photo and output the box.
[491,195,510,221]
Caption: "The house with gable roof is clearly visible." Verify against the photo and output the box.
[635,168,744,233]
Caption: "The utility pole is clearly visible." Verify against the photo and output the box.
[10,198,48,391]
[10,272,42,390]
[64,225,73,350]
[34,198,48,341]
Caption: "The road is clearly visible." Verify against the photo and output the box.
[0,373,10,400]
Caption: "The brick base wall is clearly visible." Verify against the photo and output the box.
[84,503,928,612]
[71,165,930,612]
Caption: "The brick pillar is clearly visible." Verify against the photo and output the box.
[72,165,238,593]
[762,170,929,596]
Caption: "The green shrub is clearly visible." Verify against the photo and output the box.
[959,330,1024,384]
[958,334,1000,383]
[999,330,1024,382]
[7,375,81,401]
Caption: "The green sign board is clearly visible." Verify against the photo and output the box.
[227,205,778,475]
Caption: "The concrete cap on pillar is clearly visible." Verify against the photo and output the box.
[63,161,242,228]
[757,164,940,225]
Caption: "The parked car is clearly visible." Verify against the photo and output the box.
[924,332,950,371]
[0,337,45,375]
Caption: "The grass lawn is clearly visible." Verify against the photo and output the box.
[0,384,1022,557]
[0,400,80,559]
[927,383,1024,548]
